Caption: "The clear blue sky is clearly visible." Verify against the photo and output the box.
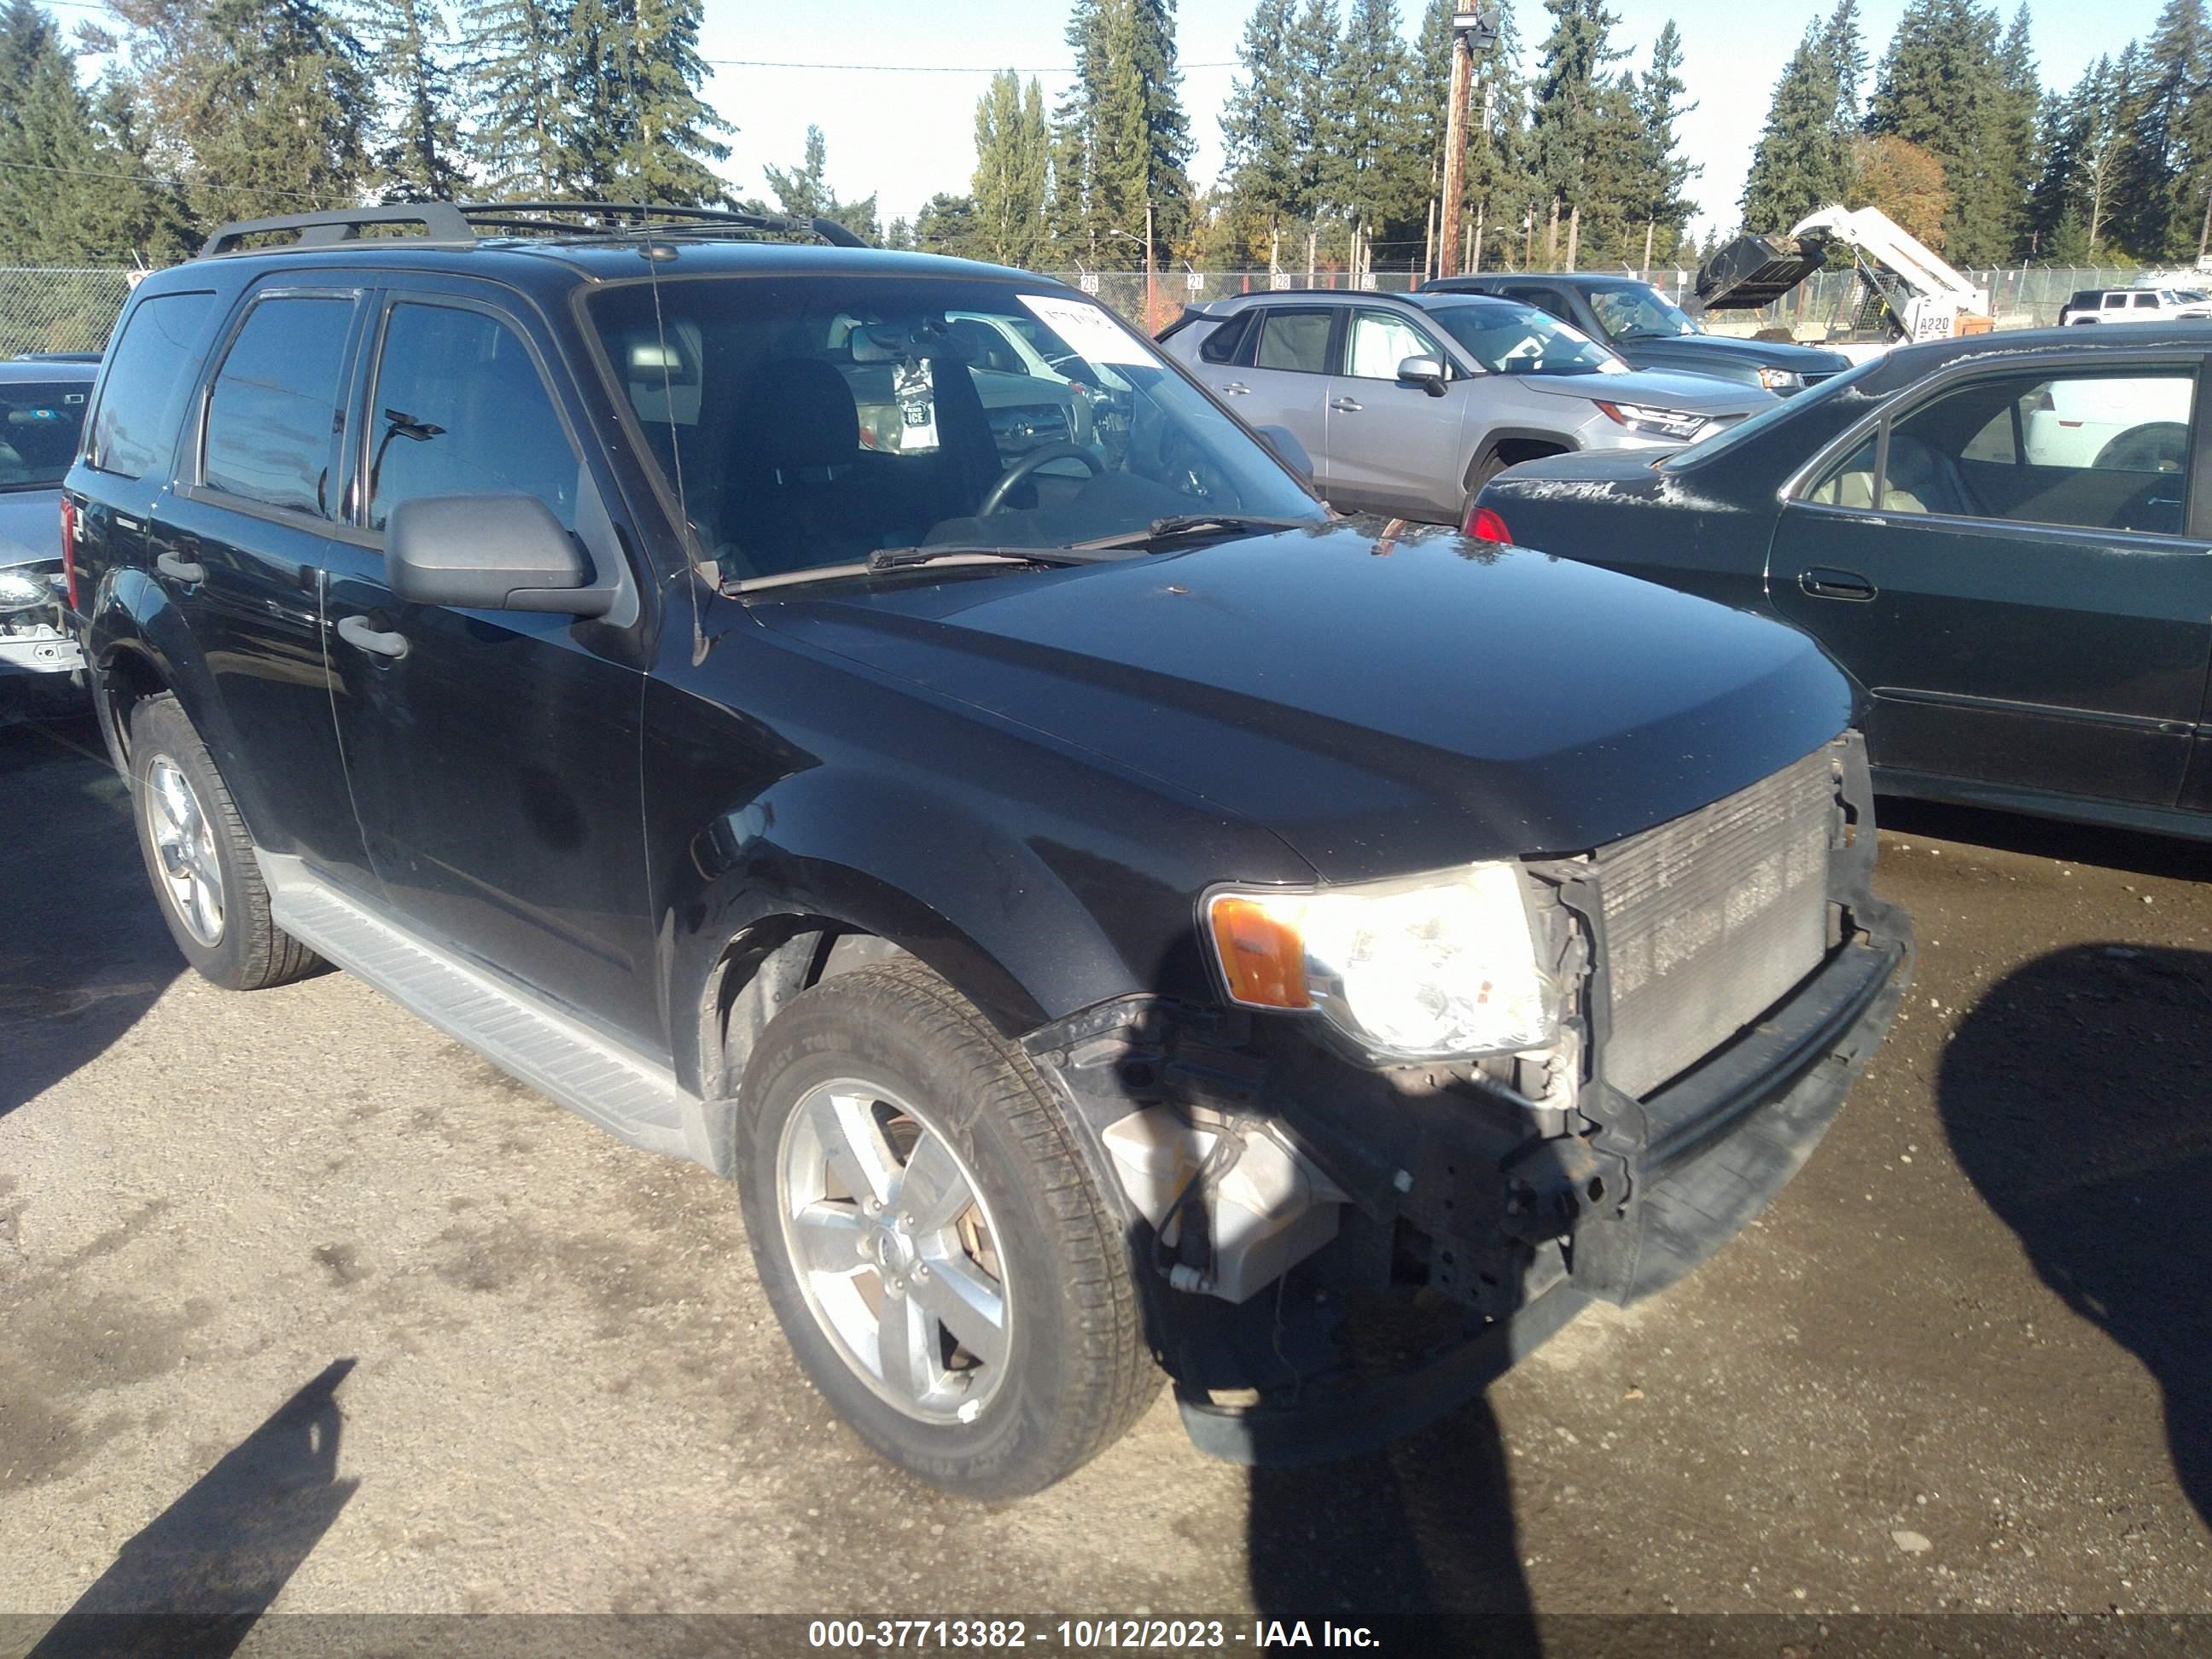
[704,0,2165,256]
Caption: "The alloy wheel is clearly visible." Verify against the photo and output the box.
[144,753,224,947]
[776,1077,1011,1424]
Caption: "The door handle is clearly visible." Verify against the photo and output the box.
[338,613,410,659]
[1220,381,1250,395]
[154,550,205,584]
[1330,397,1365,412]
[1799,567,1877,602]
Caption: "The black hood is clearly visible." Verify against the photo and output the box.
[751,520,1854,881]
[1621,333,1851,382]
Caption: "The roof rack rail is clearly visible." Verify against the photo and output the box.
[195,200,868,259]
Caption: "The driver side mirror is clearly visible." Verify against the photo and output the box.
[1397,355,1448,397]
[387,494,614,617]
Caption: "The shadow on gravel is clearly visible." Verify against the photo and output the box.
[1876,795,2209,882]
[0,715,178,1118]
[1942,945,2212,1530]
[25,1359,359,1657]
[1246,1398,1539,1643]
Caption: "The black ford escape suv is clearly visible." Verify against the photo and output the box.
[63,203,1910,1498]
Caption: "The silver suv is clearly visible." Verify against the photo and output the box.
[1158,288,1775,525]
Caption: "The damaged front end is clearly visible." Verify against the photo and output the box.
[1022,732,1912,1464]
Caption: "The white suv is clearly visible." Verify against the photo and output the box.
[2058,287,2212,325]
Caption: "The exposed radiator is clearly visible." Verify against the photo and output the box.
[1596,748,1837,1098]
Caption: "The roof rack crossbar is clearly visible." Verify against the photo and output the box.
[195,200,868,260]
[199,203,476,259]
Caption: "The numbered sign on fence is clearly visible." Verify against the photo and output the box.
[1185,270,1203,292]
[1079,271,1100,295]
[1269,272,1292,291]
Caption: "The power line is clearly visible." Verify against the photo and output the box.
[701,57,1236,73]
[8,158,338,206]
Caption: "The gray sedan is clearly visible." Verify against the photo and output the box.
[1158,288,1775,526]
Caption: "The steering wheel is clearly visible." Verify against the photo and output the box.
[978,442,1103,516]
[2093,422,2189,474]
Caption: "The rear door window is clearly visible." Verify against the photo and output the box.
[86,290,218,480]
[1253,308,1335,375]
[364,300,581,533]
[201,294,357,517]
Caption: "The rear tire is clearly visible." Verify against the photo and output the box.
[127,694,322,991]
[734,958,1158,1498]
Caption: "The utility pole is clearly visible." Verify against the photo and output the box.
[1641,218,1655,277]
[1565,204,1580,271]
[1435,9,1498,281]
[1144,198,1157,333]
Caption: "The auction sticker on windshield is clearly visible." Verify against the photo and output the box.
[1018,294,1150,366]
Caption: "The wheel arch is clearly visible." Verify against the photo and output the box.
[1464,426,1579,492]
[665,768,1158,1113]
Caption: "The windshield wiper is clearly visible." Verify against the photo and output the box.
[1073,512,1321,552]
[729,544,1117,596]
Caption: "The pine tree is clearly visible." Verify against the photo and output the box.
[1047,0,1106,259]
[972,72,1050,268]
[1742,26,1847,232]
[1221,0,1303,257]
[1288,0,1341,230]
[1626,20,1698,265]
[1528,0,1630,255]
[1320,0,1426,267]
[760,126,880,242]
[1128,0,1196,254]
[1866,0,2011,265]
[1825,0,1868,123]
[361,0,463,202]
[1988,4,2040,259]
[2120,0,2210,256]
[460,0,572,195]
[566,0,731,205]
[915,192,980,258]
[174,0,375,224]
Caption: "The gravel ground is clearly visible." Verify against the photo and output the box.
[3,710,2209,1629]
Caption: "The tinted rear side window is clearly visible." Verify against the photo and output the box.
[86,290,218,480]
[1197,311,1254,363]
[1254,309,1333,374]
[202,295,356,517]
[365,302,581,533]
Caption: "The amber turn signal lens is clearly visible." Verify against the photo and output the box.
[1207,895,1308,1009]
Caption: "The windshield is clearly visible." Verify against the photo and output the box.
[590,276,1321,582]
[1588,283,1700,341]
[0,379,91,492]
[1426,301,1625,376]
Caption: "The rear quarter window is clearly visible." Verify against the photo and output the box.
[1197,311,1255,364]
[85,290,219,480]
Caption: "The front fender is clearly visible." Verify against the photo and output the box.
[661,766,1188,1098]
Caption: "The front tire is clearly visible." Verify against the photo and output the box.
[734,959,1158,1498]
[127,693,322,991]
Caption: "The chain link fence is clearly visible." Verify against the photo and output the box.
[0,263,2172,363]
[1050,265,2159,337]
[0,268,138,358]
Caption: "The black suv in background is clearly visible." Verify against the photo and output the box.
[1425,271,1851,394]
[63,202,1909,1497]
